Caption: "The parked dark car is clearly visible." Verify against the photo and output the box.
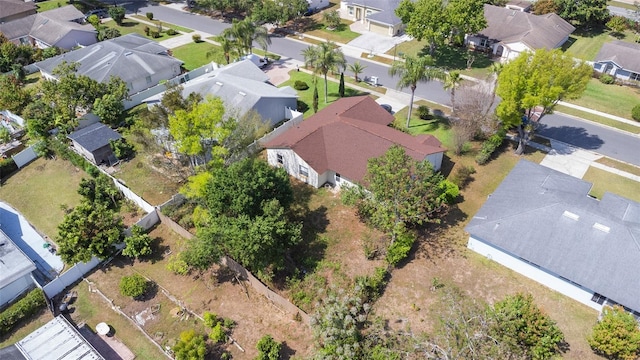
[84,9,108,21]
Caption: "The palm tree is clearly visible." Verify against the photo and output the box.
[208,35,237,64]
[443,71,462,116]
[389,55,445,128]
[302,42,346,103]
[348,61,366,82]
[222,19,270,56]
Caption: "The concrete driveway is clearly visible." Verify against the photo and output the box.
[347,21,411,55]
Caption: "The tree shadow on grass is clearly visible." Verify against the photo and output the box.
[409,116,451,133]
[420,45,494,72]
[280,341,297,359]
[119,21,139,28]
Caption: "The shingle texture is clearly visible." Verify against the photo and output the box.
[466,160,640,312]
[479,4,574,50]
[34,33,182,84]
[265,96,445,183]
[0,5,95,47]
[67,122,121,153]
[595,40,640,74]
[0,0,36,22]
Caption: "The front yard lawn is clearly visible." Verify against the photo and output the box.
[305,21,360,44]
[36,0,71,12]
[171,42,224,70]
[279,70,371,117]
[566,78,640,120]
[563,26,640,61]
[102,20,180,42]
[583,166,640,202]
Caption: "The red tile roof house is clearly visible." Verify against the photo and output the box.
[264,96,445,189]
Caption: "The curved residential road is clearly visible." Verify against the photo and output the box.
[128,2,640,167]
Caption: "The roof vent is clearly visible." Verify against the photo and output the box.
[238,91,246,96]
[563,211,579,221]
[215,81,223,86]
[124,51,133,56]
[593,223,610,233]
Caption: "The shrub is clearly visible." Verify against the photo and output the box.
[599,74,615,84]
[119,274,148,298]
[150,31,160,39]
[355,266,389,302]
[209,323,227,343]
[632,104,640,121]
[144,26,150,36]
[167,28,177,35]
[476,128,506,165]
[203,311,219,328]
[167,255,189,275]
[452,165,476,189]
[256,334,282,360]
[386,229,415,266]
[437,179,460,204]
[296,100,309,112]
[293,80,309,90]
[192,34,201,43]
[0,289,46,336]
[417,105,430,120]
[122,225,153,258]
[173,330,206,360]
[588,305,640,360]
[146,12,153,20]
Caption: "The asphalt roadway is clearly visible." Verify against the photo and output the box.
[125,1,640,167]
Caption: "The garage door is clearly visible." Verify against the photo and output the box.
[369,22,390,36]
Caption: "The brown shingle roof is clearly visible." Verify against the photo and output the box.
[265,96,445,183]
[479,4,574,50]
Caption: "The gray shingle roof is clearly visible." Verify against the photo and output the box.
[479,4,575,50]
[34,33,182,84]
[67,122,121,152]
[0,0,36,21]
[466,160,640,312]
[595,40,640,74]
[343,0,402,26]
[0,6,95,47]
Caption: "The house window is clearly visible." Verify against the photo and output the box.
[299,165,309,177]
[479,38,490,48]
[591,293,606,305]
[365,9,373,16]
[276,154,283,165]
[348,6,353,15]
[146,76,152,84]
[335,173,341,182]
[630,72,640,81]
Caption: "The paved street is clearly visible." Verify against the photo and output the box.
[129,2,640,167]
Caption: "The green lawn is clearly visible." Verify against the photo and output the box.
[566,78,640,120]
[279,71,371,117]
[112,156,180,206]
[36,0,71,12]
[102,20,180,42]
[393,100,454,149]
[171,42,224,70]
[554,104,640,133]
[563,27,640,61]
[608,1,639,10]
[583,166,640,202]
[305,21,361,44]
[596,157,640,177]
[0,157,84,239]
[129,15,195,33]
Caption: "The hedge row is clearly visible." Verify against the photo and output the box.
[0,157,18,182]
[0,288,47,336]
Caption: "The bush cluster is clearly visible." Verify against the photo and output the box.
[632,104,640,121]
[0,289,46,336]
[293,80,309,90]
[385,230,416,266]
[151,31,160,39]
[0,157,18,182]
[417,105,430,120]
[355,266,389,302]
[475,129,506,165]
[296,100,309,112]
[146,12,153,20]
[192,34,202,43]
[119,274,149,298]
[167,28,178,35]
[599,74,615,84]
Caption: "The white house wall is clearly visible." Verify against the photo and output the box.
[467,236,602,312]
[425,152,443,171]
[267,149,320,187]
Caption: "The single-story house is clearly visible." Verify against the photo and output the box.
[0,229,37,308]
[34,33,183,95]
[264,96,445,188]
[466,159,640,316]
[593,40,640,82]
[340,0,404,36]
[465,4,574,62]
[0,0,37,23]
[0,5,96,50]
[67,122,121,165]
[144,60,297,127]
[0,316,105,360]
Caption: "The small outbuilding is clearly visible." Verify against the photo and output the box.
[0,229,37,308]
[67,122,121,165]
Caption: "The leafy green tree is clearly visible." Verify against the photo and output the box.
[556,0,609,27]
[109,138,135,160]
[0,127,10,144]
[56,202,123,263]
[0,75,30,113]
[222,109,270,165]
[221,19,270,56]
[122,225,153,258]
[348,61,366,82]
[607,15,629,34]
[323,10,341,29]
[311,292,367,359]
[588,305,640,360]
[168,95,235,168]
[255,334,282,360]
[302,42,346,103]
[108,6,126,26]
[445,0,488,46]
[346,145,456,244]
[389,55,444,128]
[77,174,121,209]
[98,27,121,41]
[94,93,124,126]
[23,100,55,140]
[119,274,148,298]
[532,0,559,15]
[173,330,207,360]
[491,293,564,359]
[87,14,101,28]
[496,49,591,154]
[252,0,307,28]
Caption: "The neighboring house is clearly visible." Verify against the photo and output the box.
[0,316,105,360]
[465,4,574,62]
[0,5,96,50]
[144,60,297,127]
[67,122,121,165]
[0,229,37,308]
[264,96,445,188]
[340,0,404,36]
[0,0,37,23]
[593,40,640,82]
[34,33,183,95]
[466,160,640,316]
